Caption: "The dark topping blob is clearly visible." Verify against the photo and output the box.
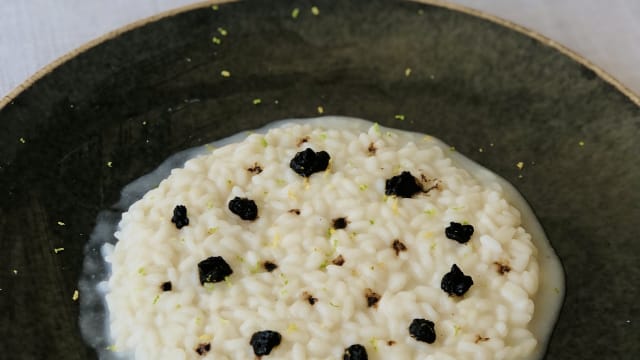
[228,197,258,220]
[445,222,474,243]
[409,318,436,343]
[198,256,233,285]
[387,340,396,346]
[289,148,330,177]
[263,261,278,272]
[332,217,348,230]
[392,239,407,256]
[494,261,511,275]
[365,288,381,308]
[247,162,263,174]
[171,205,189,229]
[288,209,301,215]
[303,291,317,305]
[385,171,422,198]
[250,330,282,356]
[343,344,368,360]
[331,254,345,266]
[160,281,172,291]
[195,343,211,356]
[441,264,473,296]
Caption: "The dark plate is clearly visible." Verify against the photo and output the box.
[1,0,638,359]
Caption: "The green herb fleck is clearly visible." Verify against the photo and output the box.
[220,70,231,78]
[372,122,381,135]
[319,133,327,140]
[311,6,320,15]
[72,290,79,301]
[252,98,262,105]
[53,247,65,254]
[137,267,146,275]
[424,209,436,216]
[212,36,221,45]
[207,227,218,235]
[369,219,375,225]
[329,301,340,308]
[19,137,26,144]
[152,294,160,304]
[359,184,368,191]
[211,5,219,11]
[106,161,113,168]
[261,137,268,147]
[105,345,117,351]
[317,106,324,114]
[291,8,300,19]
[578,140,585,147]
[57,221,66,226]
[217,27,228,36]
[404,67,412,77]
[394,114,405,121]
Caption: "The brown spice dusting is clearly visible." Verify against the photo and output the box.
[247,163,263,174]
[263,261,278,272]
[387,340,396,346]
[332,217,348,230]
[475,335,490,343]
[420,174,441,193]
[331,254,345,266]
[365,288,381,308]
[392,239,407,256]
[494,261,511,275]
[195,343,211,355]
[297,136,310,147]
[368,142,377,155]
[302,291,318,305]
[288,209,301,215]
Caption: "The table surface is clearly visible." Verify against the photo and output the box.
[2,0,640,102]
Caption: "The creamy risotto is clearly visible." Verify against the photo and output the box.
[80,117,564,360]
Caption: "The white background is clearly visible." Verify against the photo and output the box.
[2,0,640,100]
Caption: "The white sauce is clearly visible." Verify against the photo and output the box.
[79,116,564,359]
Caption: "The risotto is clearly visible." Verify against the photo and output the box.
[84,117,564,360]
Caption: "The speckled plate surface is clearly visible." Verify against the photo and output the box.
[1,0,638,359]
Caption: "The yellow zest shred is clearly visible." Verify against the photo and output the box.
[220,70,231,77]
[19,137,26,144]
[405,67,412,77]
[317,106,324,114]
[199,334,213,341]
[57,221,66,226]
[72,290,79,301]
[53,247,65,254]
[311,6,320,15]
[516,161,524,170]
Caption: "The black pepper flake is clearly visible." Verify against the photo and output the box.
[160,281,172,291]
[198,256,233,285]
[475,335,490,343]
[494,261,511,275]
[365,288,381,308]
[288,209,301,215]
[441,264,474,296]
[409,318,436,344]
[344,344,368,360]
[248,162,263,174]
[332,217,348,230]
[367,142,377,155]
[331,254,345,266]
[171,205,189,229]
[303,291,317,305]
[250,330,282,356]
[289,148,330,177]
[392,239,407,256]
[195,343,211,356]
[296,136,310,147]
[385,171,422,198]
[228,197,258,220]
[445,222,474,243]
[263,261,278,272]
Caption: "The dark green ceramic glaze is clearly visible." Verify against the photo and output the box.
[1,0,638,359]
